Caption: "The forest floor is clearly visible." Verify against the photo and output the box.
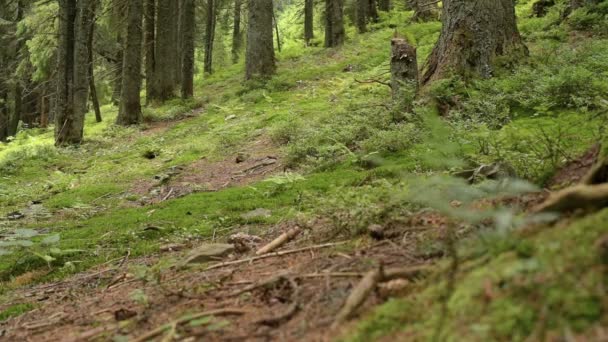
[1,3,608,341]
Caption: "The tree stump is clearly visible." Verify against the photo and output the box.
[390,38,418,105]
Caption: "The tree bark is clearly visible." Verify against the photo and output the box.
[232,0,243,63]
[144,0,156,102]
[55,0,78,145]
[356,0,368,33]
[422,0,528,84]
[304,0,314,45]
[245,0,276,80]
[368,0,379,22]
[378,0,391,11]
[325,0,345,47]
[181,0,196,99]
[87,0,102,123]
[204,0,217,74]
[117,0,143,126]
[151,0,178,101]
[391,38,418,104]
[0,88,8,141]
[412,0,439,22]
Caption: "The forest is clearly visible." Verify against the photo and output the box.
[0,0,607,340]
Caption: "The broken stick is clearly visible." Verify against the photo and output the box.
[256,226,302,255]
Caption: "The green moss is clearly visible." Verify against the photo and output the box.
[0,303,35,322]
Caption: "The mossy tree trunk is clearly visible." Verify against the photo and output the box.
[87,0,102,123]
[422,0,528,84]
[245,0,276,80]
[181,0,196,99]
[304,0,314,45]
[325,0,345,47]
[368,0,379,22]
[391,38,418,104]
[117,0,143,126]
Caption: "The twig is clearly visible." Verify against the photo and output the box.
[131,308,248,342]
[354,78,392,88]
[256,226,302,255]
[204,241,348,271]
[161,188,174,201]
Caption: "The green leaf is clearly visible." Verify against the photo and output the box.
[41,234,60,245]
[13,229,38,238]
[206,319,230,331]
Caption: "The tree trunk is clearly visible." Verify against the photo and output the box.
[181,0,196,99]
[204,0,216,74]
[304,0,314,45]
[391,38,418,107]
[55,0,77,145]
[174,0,182,86]
[87,0,102,123]
[144,0,156,102]
[368,0,379,22]
[8,1,25,137]
[356,0,368,33]
[0,88,8,141]
[245,0,276,80]
[232,0,243,63]
[325,0,345,48]
[111,34,123,106]
[40,86,49,128]
[152,0,178,101]
[422,0,528,84]
[378,0,391,11]
[117,0,143,126]
[72,0,94,126]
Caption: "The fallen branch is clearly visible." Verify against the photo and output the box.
[256,226,302,255]
[204,241,348,272]
[331,264,433,328]
[332,266,384,329]
[132,308,248,342]
[227,273,290,297]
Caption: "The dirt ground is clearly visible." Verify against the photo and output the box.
[0,224,439,342]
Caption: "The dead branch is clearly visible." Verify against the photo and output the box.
[332,266,384,329]
[132,308,248,342]
[383,264,433,281]
[256,226,302,255]
[227,273,290,297]
[203,242,348,272]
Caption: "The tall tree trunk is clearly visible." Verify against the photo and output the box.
[204,0,217,74]
[117,0,144,126]
[325,0,345,47]
[88,0,102,123]
[378,0,390,11]
[0,88,8,141]
[152,0,178,101]
[73,0,94,124]
[144,0,156,102]
[245,0,276,79]
[304,0,314,45]
[181,0,196,99]
[368,0,379,22]
[40,85,49,128]
[174,0,183,86]
[55,0,78,145]
[232,0,243,63]
[8,1,25,137]
[111,34,123,106]
[356,0,368,33]
[422,0,528,84]
[273,7,282,53]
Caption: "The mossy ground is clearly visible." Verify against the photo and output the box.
[0,0,607,338]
